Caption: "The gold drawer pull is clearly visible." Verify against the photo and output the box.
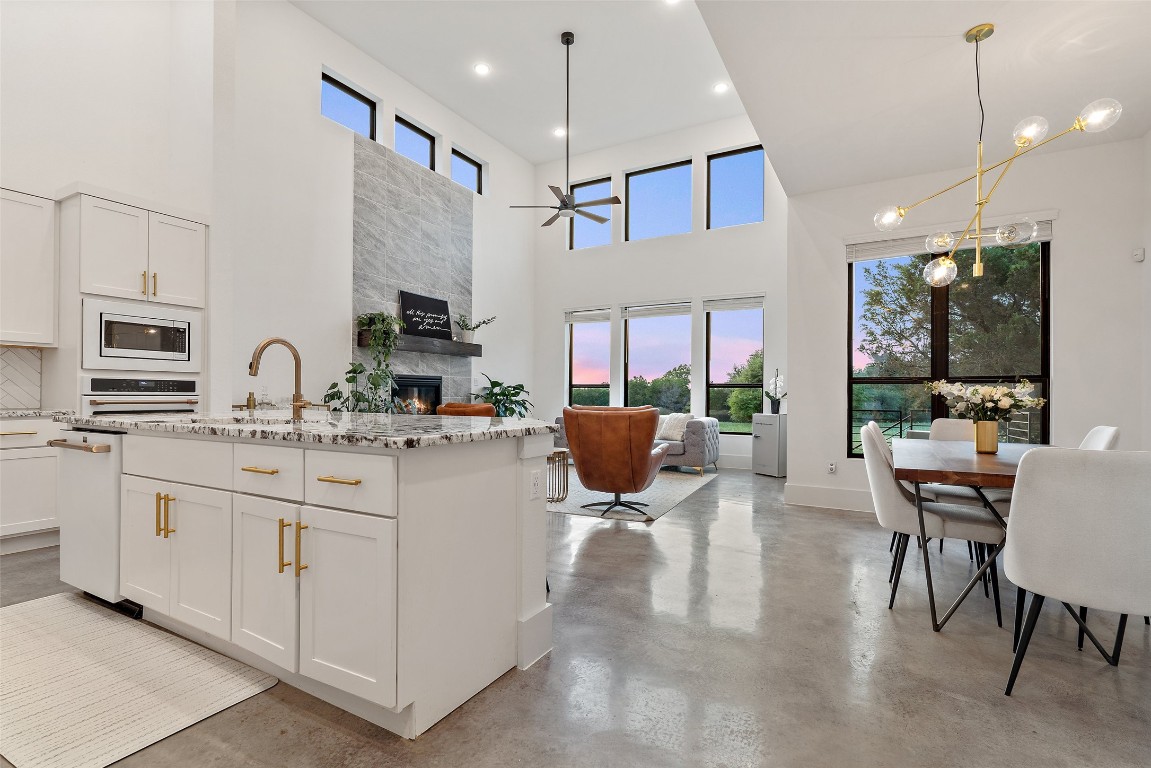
[295,521,308,576]
[242,466,280,475]
[152,272,158,297]
[278,518,292,574]
[155,492,163,537]
[316,475,361,486]
[162,494,176,537]
[48,439,112,453]
[141,270,148,295]
[1,431,38,436]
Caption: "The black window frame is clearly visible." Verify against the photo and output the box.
[706,144,764,230]
[624,159,692,242]
[567,323,611,406]
[450,148,483,194]
[568,176,612,251]
[705,308,764,435]
[321,73,376,140]
[395,115,436,171]
[846,241,1051,458]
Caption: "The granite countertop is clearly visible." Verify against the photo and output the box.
[3,408,76,418]
[56,410,558,450]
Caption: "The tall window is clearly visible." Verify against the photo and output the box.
[708,146,764,229]
[567,310,611,405]
[451,149,482,194]
[625,161,692,241]
[320,74,375,139]
[848,241,1049,457]
[706,301,764,434]
[569,177,612,250]
[624,303,692,413]
[395,116,435,170]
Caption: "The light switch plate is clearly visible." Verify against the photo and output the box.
[530,470,542,500]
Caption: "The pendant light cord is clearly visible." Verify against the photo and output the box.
[975,37,985,143]
[565,40,571,200]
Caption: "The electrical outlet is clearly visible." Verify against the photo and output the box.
[827,462,837,474]
[530,470,542,500]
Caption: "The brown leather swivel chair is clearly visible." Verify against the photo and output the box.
[563,405,670,516]
[437,402,497,416]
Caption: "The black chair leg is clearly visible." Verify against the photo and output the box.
[967,540,973,562]
[988,548,1002,628]
[1013,586,1025,652]
[1078,606,1087,650]
[939,538,944,554]
[889,533,909,609]
[1144,616,1149,625]
[890,531,897,553]
[1005,593,1045,696]
[889,532,903,583]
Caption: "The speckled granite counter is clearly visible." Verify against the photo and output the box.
[3,409,75,418]
[56,410,557,450]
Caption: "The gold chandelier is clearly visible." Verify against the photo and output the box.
[873,23,1122,287]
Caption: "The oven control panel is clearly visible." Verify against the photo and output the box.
[88,378,198,394]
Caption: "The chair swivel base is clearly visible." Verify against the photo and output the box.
[582,493,650,517]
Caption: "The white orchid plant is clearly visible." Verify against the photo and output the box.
[765,369,787,404]
[927,379,1046,422]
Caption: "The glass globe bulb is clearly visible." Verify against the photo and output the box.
[995,218,1038,247]
[1012,116,1049,147]
[923,256,958,287]
[925,231,955,254]
[1078,98,1122,133]
[874,205,904,232]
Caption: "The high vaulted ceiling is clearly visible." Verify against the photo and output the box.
[291,0,748,164]
[699,1,1151,196]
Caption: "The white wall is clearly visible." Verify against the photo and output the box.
[786,138,1149,511]
[218,1,538,405]
[530,117,787,467]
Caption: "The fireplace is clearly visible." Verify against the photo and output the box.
[393,375,442,415]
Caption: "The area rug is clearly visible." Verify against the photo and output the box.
[548,468,717,522]
[0,593,277,768]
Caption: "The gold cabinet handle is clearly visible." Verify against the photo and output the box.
[316,475,362,486]
[155,492,163,537]
[242,466,280,476]
[1,430,38,436]
[141,270,148,295]
[278,518,292,574]
[48,438,112,453]
[152,272,158,297]
[162,494,175,537]
[295,521,308,576]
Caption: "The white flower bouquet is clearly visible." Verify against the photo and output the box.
[926,379,1046,422]
[765,369,787,402]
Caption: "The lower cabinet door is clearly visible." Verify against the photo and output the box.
[167,481,232,640]
[232,494,299,671]
[298,505,397,708]
[0,452,57,536]
[120,475,170,611]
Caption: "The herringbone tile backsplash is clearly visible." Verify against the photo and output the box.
[0,347,42,409]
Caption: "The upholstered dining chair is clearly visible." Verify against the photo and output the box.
[861,422,1007,626]
[1078,425,1119,450]
[929,417,974,441]
[562,406,669,517]
[1002,448,1151,695]
[436,402,497,416]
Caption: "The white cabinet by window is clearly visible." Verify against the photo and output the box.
[1,189,57,345]
[232,494,300,672]
[120,474,232,639]
[73,195,205,308]
[752,413,787,477]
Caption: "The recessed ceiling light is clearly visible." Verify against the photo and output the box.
[553,127,566,138]
[473,62,491,76]
[713,82,730,94]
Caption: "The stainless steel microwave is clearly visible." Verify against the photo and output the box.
[82,298,201,372]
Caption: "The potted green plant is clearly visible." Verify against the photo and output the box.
[472,373,533,418]
[325,312,405,413]
[454,313,495,343]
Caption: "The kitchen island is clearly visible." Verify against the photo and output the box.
[56,410,557,739]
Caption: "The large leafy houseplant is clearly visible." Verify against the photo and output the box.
[471,374,533,418]
[323,313,405,413]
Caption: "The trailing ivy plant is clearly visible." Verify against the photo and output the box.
[323,312,405,413]
[471,373,533,418]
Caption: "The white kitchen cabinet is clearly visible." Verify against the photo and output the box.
[148,212,206,308]
[0,449,57,537]
[120,474,232,639]
[299,504,397,708]
[1,189,57,345]
[232,494,300,672]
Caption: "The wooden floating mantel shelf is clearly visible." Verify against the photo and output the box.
[357,330,482,358]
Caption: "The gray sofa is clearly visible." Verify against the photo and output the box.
[554,415,721,474]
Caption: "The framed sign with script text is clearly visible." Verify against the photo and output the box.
[398,291,453,340]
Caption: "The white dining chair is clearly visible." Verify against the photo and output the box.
[929,417,974,441]
[1078,425,1119,450]
[862,422,1007,627]
[1003,447,1151,695]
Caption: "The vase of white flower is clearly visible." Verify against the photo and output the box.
[927,379,1046,455]
[765,369,786,415]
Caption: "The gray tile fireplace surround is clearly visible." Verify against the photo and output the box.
[352,135,474,403]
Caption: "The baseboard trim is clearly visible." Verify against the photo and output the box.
[1,529,59,555]
[784,483,872,513]
[717,453,751,470]
[518,602,553,670]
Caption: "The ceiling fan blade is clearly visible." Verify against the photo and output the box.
[573,196,621,208]
[541,212,563,227]
[574,209,609,224]
[510,205,559,209]
[548,185,567,203]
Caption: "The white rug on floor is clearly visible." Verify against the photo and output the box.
[0,593,277,768]
[548,468,717,522]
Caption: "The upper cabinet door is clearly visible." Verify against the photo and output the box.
[79,196,149,301]
[148,213,205,308]
[1,189,57,345]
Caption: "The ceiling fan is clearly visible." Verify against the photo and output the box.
[510,31,621,227]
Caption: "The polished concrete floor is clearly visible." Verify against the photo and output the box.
[2,471,1148,767]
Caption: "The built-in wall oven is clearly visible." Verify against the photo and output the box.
[82,298,201,373]
[81,376,201,417]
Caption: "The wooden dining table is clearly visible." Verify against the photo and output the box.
[891,438,1047,632]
